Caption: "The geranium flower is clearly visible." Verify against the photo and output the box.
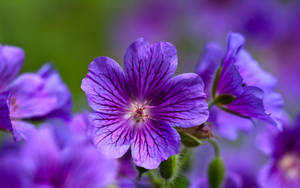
[196,33,285,139]
[0,122,116,188]
[81,38,208,169]
[259,114,300,188]
[0,44,72,141]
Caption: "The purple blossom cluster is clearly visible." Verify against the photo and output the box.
[1,1,300,187]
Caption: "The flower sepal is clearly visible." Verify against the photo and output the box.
[159,155,179,180]
[214,93,236,106]
[179,132,201,148]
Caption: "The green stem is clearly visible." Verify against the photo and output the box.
[148,171,163,188]
[164,180,171,188]
[205,139,220,157]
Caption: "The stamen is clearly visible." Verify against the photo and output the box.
[128,102,150,124]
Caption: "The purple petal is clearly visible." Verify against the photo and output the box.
[196,43,224,95]
[264,92,290,129]
[81,57,129,113]
[124,38,177,100]
[151,73,208,128]
[225,86,276,125]
[0,45,24,91]
[67,112,90,135]
[59,141,117,188]
[0,92,12,132]
[8,74,57,119]
[255,124,280,155]
[91,113,134,158]
[236,50,277,91]
[11,120,37,142]
[224,33,245,63]
[21,127,60,184]
[0,156,28,188]
[212,107,253,140]
[37,64,73,120]
[217,33,245,96]
[131,120,180,169]
[217,55,244,96]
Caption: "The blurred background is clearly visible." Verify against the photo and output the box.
[1,0,299,116]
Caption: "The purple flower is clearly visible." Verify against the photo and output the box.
[81,38,209,169]
[0,44,72,141]
[110,0,180,53]
[0,123,117,188]
[196,33,284,139]
[258,114,300,188]
[0,44,24,91]
[36,64,73,121]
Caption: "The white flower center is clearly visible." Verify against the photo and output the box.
[279,153,300,180]
[128,102,150,124]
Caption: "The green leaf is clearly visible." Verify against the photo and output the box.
[159,155,178,180]
[215,93,236,105]
[179,132,201,148]
[208,157,225,188]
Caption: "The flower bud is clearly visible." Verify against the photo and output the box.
[208,157,225,188]
[159,155,178,180]
[179,132,201,148]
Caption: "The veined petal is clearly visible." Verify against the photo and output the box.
[81,57,129,113]
[196,43,224,95]
[0,92,12,132]
[217,56,244,96]
[131,120,180,169]
[124,38,177,100]
[216,33,245,96]
[0,45,24,91]
[224,32,245,64]
[91,113,134,158]
[225,86,276,125]
[8,74,57,119]
[151,73,208,128]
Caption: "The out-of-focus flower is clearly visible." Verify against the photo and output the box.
[184,0,283,45]
[196,32,285,139]
[36,64,73,121]
[81,38,209,169]
[110,0,180,53]
[259,114,300,188]
[0,122,117,188]
[0,44,72,141]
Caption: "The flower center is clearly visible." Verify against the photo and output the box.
[129,102,150,124]
[279,153,300,180]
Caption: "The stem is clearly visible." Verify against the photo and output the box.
[164,180,171,188]
[205,139,220,157]
[147,171,157,187]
